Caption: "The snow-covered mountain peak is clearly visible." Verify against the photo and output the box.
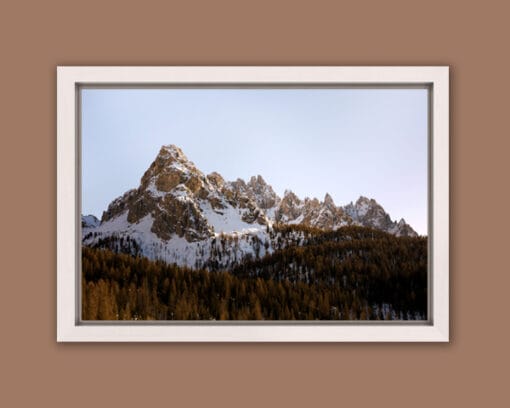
[94,145,274,249]
[85,145,420,268]
[139,144,208,198]
[82,214,100,228]
[276,190,303,224]
[160,144,186,159]
[354,195,375,208]
[344,196,418,237]
[246,174,280,209]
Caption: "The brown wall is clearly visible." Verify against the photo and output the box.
[1,1,507,406]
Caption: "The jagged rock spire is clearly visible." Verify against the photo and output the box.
[324,193,335,207]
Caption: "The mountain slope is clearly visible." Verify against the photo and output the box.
[83,226,427,320]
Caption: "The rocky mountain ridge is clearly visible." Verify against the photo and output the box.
[82,144,419,268]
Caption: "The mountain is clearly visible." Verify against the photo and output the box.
[83,144,418,268]
[344,196,417,237]
[99,144,268,242]
[82,214,100,228]
[83,145,272,268]
[276,191,354,231]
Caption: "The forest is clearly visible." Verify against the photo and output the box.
[82,225,428,320]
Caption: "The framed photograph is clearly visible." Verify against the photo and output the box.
[57,66,449,342]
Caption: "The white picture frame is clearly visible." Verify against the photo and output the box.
[57,66,449,342]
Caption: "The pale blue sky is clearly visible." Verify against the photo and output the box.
[81,88,428,235]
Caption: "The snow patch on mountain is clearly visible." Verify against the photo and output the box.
[199,201,266,235]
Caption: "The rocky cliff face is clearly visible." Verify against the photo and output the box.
[344,196,417,237]
[83,144,419,267]
[275,191,352,230]
[276,190,303,224]
[99,145,270,242]
[102,145,211,242]
[304,193,352,230]
[274,192,413,235]
[246,175,280,210]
